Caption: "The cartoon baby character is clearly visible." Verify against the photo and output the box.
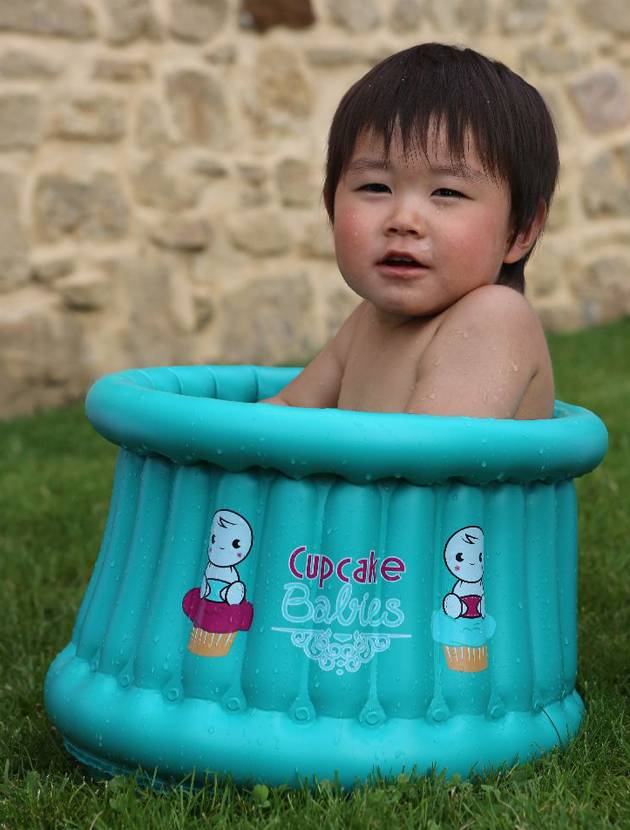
[201,509,253,606]
[442,526,485,619]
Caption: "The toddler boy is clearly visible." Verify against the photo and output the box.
[261,43,558,419]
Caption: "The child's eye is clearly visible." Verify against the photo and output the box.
[359,183,391,193]
[433,187,464,198]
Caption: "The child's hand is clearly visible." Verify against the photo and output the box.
[258,396,289,406]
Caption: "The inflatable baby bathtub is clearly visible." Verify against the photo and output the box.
[44,365,608,787]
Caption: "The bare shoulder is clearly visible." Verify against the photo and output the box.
[410,285,552,418]
[431,284,548,365]
[438,284,542,337]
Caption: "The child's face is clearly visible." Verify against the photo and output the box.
[332,126,520,323]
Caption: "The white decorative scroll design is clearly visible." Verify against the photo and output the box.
[272,627,411,675]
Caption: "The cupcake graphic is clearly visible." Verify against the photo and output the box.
[431,526,496,672]
[182,509,254,657]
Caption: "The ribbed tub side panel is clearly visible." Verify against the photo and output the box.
[433,483,490,718]
[74,451,145,663]
[97,456,175,679]
[307,479,381,719]
[72,448,125,645]
[378,482,435,719]
[241,473,323,715]
[556,480,579,696]
[133,464,216,692]
[525,483,564,709]
[180,469,264,706]
[484,483,533,713]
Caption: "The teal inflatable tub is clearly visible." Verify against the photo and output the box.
[44,365,608,787]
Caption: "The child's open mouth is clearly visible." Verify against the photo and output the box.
[377,251,428,277]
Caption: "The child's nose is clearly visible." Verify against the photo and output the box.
[385,198,426,237]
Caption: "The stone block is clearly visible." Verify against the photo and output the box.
[93,59,152,82]
[192,157,229,178]
[204,44,237,64]
[109,255,189,365]
[56,270,111,311]
[166,69,229,148]
[390,0,425,33]
[521,43,582,75]
[0,50,61,80]
[227,209,292,256]
[577,0,630,36]
[191,286,214,330]
[132,158,203,209]
[49,95,126,142]
[569,69,630,133]
[276,158,314,207]
[300,216,335,259]
[237,163,269,207]
[305,47,363,67]
[580,256,630,323]
[245,46,313,134]
[500,0,549,33]
[0,94,41,149]
[134,99,171,150]
[0,289,85,416]
[149,217,213,251]
[324,286,359,339]
[328,0,381,33]
[102,0,162,44]
[429,0,488,34]
[527,241,567,299]
[34,172,129,242]
[170,0,228,42]
[0,0,96,39]
[582,148,630,217]
[31,257,74,284]
[0,172,30,291]
[217,274,318,363]
[240,0,315,32]
[534,297,585,332]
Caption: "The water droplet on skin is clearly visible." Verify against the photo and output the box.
[511,362,519,372]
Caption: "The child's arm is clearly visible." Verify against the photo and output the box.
[406,285,551,419]
[258,302,362,408]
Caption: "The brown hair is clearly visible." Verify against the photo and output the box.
[323,43,559,292]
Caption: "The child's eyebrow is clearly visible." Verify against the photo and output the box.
[430,163,487,183]
[346,157,487,183]
[346,158,390,173]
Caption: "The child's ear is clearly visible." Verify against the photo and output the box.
[503,199,547,264]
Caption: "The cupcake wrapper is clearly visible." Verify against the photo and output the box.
[188,627,236,657]
[443,644,488,673]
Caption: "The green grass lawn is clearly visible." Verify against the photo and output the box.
[1,320,629,829]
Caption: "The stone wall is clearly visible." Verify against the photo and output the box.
[1,0,629,416]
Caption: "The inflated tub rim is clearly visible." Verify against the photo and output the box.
[85,365,608,486]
